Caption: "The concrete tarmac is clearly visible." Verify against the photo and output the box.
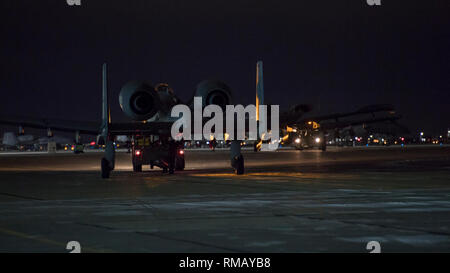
[0,146,449,252]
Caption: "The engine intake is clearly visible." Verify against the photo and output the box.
[194,80,232,109]
[119,81,160,121]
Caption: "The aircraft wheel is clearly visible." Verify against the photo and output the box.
[175,156,185,171]
[234,155,244,175]
[133,163,142,172]
[101,158,110,179]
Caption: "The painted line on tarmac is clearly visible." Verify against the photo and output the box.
[0,192,45,201]
[76,222,248,253]
[0,226,113,253]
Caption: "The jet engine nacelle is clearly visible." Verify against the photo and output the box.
[194,80,232,109]
[119,81,160,121]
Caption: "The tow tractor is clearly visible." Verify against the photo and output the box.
[131,135,185,173]
[292,121,327,151]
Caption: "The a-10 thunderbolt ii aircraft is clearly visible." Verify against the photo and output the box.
[280,104,403,151]
[0,61,311,178]
[0,61,401,178]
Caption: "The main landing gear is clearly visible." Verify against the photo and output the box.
[101,140,115,178]
[230,140,244,175]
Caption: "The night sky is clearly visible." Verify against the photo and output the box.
[0,0,449,135]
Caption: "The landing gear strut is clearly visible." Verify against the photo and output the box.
[101,158,111,178]
[230,140,244,175]
[101,140,115,179]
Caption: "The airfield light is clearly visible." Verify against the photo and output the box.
[295,138,301,144]
[179,150,184,155]
[315,137,321,143]
[401,137,405,141]
[420,132,424,136]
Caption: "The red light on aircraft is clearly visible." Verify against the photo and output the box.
[135,150,141,156]
[179,150,184,155]
[90,141,96,146]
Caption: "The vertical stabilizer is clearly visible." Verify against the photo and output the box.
[101,63,110,137]
[256,61,264,121]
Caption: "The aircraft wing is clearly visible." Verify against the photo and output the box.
[319,114,402,130]
[109,122,173,136]
[0,115,175,137]
[299,104,396,123]
[0,116,99,135]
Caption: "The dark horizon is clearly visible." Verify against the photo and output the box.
[1,0,449,135]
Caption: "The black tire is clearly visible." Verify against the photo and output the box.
[234,155,244,175]
[101,158,110,179]
[133,163,142,172]
[175,156,185,171]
